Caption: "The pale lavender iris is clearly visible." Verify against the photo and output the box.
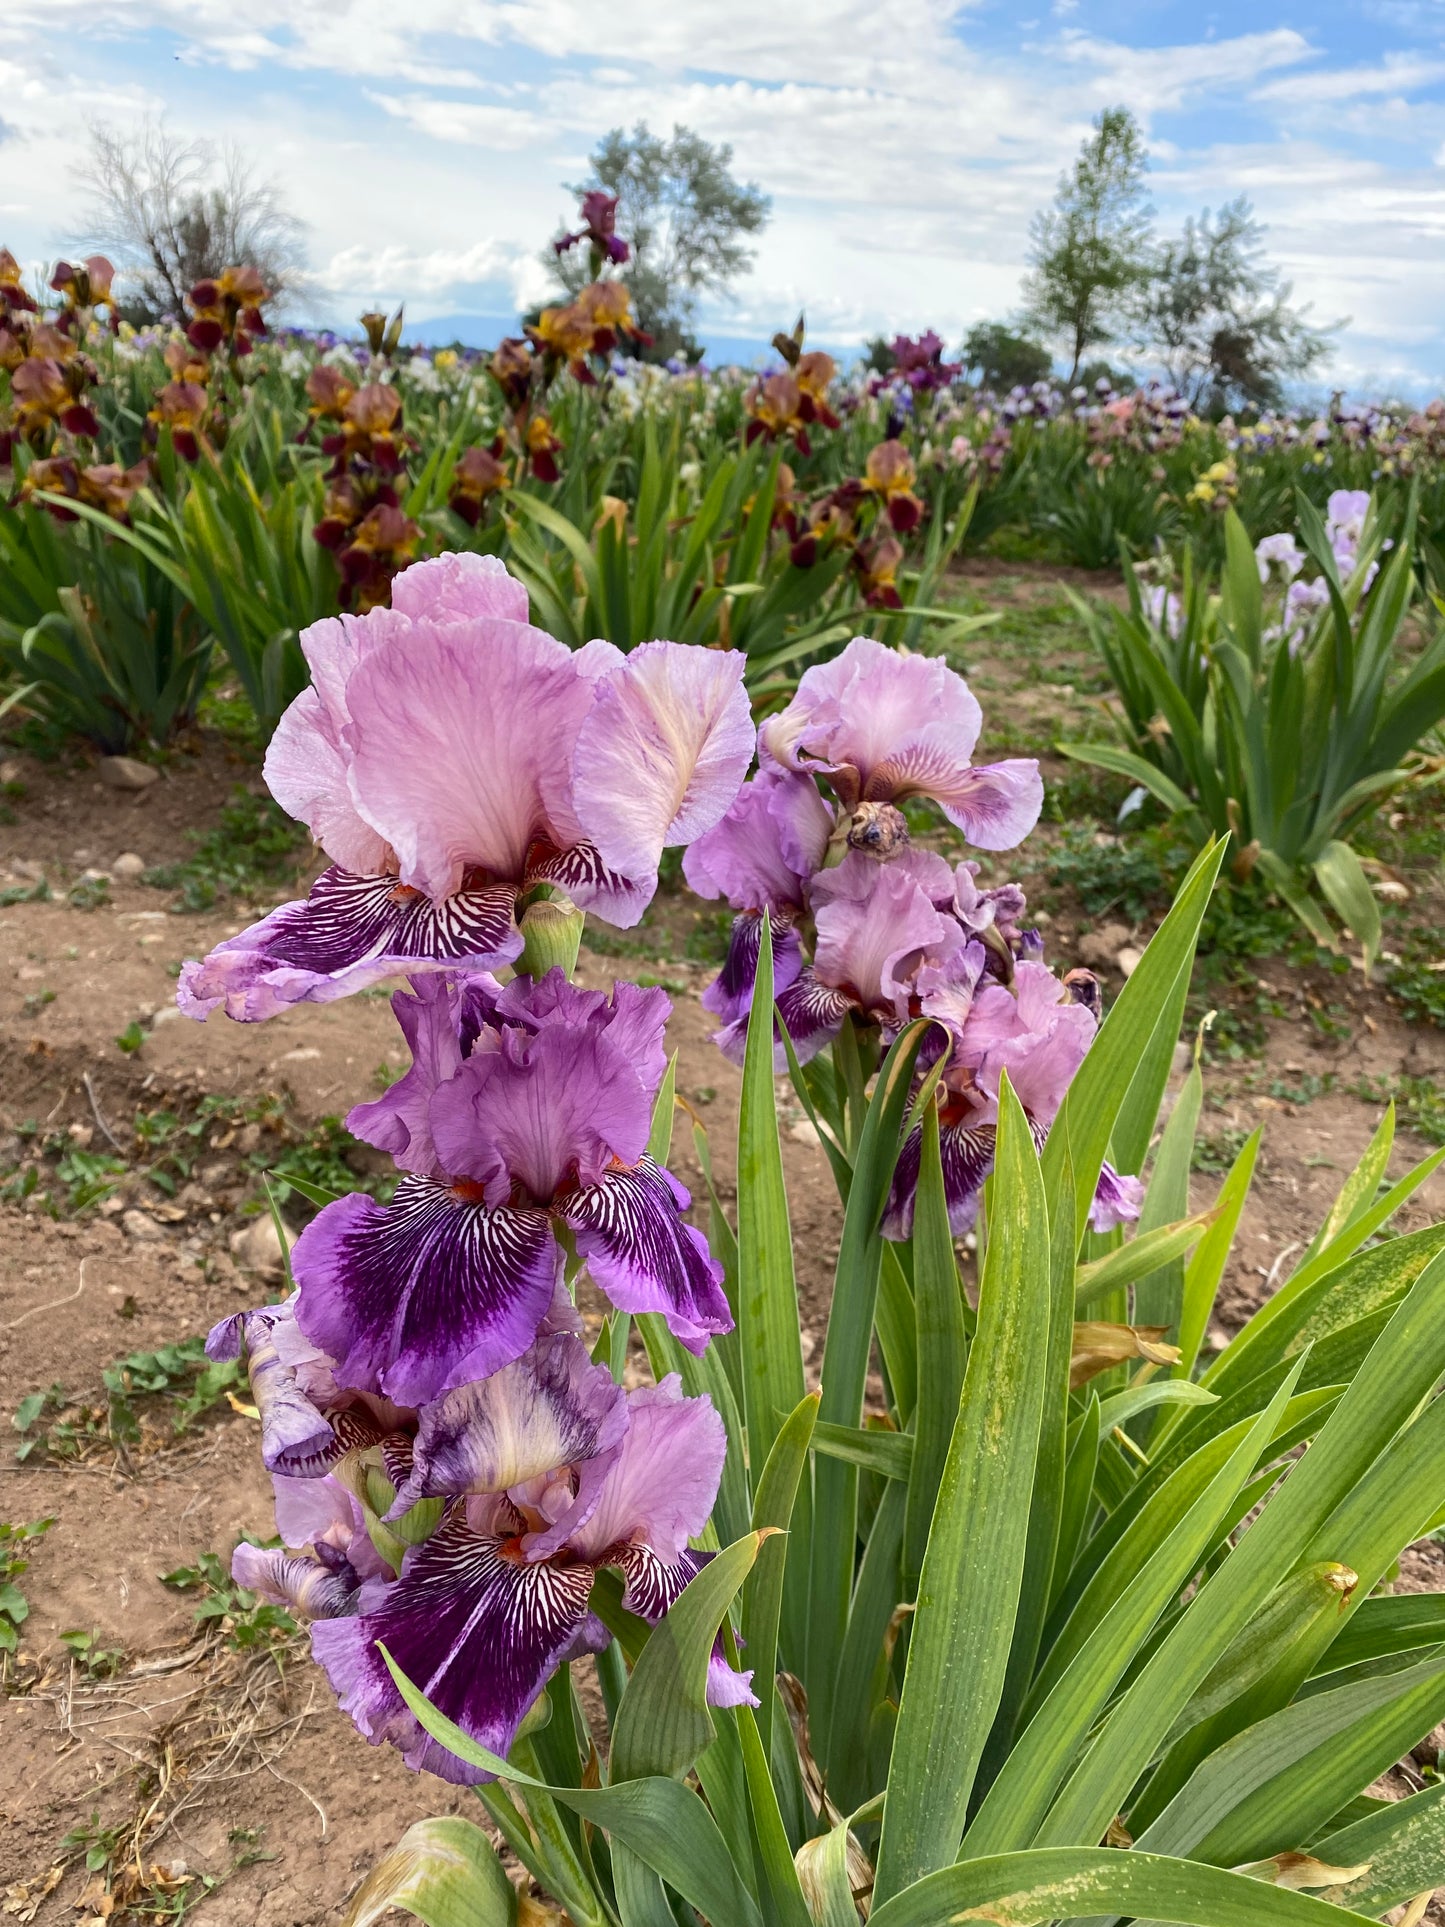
[299,1354,752,1783]
[758,637,1042,850]
[1255,532,1305,583]
[289,970,730,1406]
[883,959,1145,1239]
[1326,489,1370,572]
[682,765,834,1027]
[179,552,755,1021]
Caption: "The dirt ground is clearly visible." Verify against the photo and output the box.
[4,633,1445,1923]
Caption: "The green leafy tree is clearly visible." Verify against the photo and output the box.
[1022,107,1153,385]
[961,321,1053,391]
[550,123,770,361]
[1136,197,1334,412]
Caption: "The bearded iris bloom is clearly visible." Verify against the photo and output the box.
[705,847,1013,1067]
[759,637,1043,852]
[863,440,925,534]
[684,636,1135,1236]
[883,958,1144,1238]
[178,553,754,1021]
[555,190,630,267]
[285,968,731,1404]
[688,641,1041,1058]
[217,1310,749,1781]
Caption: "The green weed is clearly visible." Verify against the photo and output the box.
[1191,1126,1249,1175]
[161,1548,299,1653]
[1,1516,56,1679]
[59,1627,127,1680]
[13,1338,243,1467]
[66,874,110,912]
[143,787,309,912]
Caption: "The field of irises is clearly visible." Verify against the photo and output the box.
[8,240,1445,1927]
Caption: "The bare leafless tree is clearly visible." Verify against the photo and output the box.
[75,118,308,318]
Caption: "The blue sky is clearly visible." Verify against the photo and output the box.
[2,0,1443,393]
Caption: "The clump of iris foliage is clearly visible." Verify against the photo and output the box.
[164,543,1445,1927]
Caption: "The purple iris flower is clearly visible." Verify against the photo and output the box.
[225,1322,749,1782]
[1326,489,1370,572]
[286,969,730,1406]
[233,1471,392,1620]
[758,637,1043,852]
[250,1336,748,1783]
[701,845,1025,1069]
[882,959,1144,1239]
[682,765,835,1028]
[179,552,754,1021]
[888,330,962,393]
[555,190,630,266]
[771,849,987,1065]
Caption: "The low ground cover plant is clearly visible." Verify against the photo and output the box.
[167,550,1445,1927]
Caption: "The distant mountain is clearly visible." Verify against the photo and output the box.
[399,311,859,368]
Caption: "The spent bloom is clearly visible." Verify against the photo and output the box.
[179,553,754,1021]
[286,969,731,1404]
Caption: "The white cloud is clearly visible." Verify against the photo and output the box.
[368,92,543,146]
[1253,52,1445,104]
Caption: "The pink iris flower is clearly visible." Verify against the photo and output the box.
[179,553,754,1021]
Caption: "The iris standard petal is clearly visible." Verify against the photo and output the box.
[429,1021,653,1206]
[310,1507,599,1783]
[812,850,966,1022]
[345,974,472,1177]
[559,1158,733,1355]
[681,766,830,916]
[291,1178,561,1405]
[387,1333,627,1521]
[178,869,521,1022]
[490,972,671,1102]
[566,1375,726,1566]
[343,618,591,901]
[389,551,531,624]
[926,758,1045,851]
[570,641,754,891]
[760,637,982,800]
[264,687,392,878]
